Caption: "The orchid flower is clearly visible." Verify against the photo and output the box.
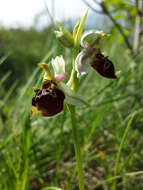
[31,56,88,118]
[75,30,118,79]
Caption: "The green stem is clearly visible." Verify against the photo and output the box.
[66,10,88,189]
[68,104,85,190]
[67,60,78,91]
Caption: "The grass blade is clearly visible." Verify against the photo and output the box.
[112,111,137,190]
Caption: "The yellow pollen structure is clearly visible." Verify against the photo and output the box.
[115,71,121,77]
[50,83,55,89]
[30,106,40,119]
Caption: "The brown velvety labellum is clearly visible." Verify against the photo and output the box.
[91,53,116,79]
[32,82,65,117]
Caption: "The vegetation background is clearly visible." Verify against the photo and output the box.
[0,0,143,189]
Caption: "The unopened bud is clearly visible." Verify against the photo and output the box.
[55,31,74,48]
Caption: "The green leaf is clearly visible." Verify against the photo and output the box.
[75,9,88,51]
[113,13,126,20]
[73,17,81,40]
[6,148,18,178]
[0,53,10,65]
[56,21,74,47]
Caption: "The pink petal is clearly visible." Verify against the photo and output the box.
[55,73,67,82]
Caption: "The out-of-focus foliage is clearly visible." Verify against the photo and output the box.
[0,26,67,86]
[103,0,140,44]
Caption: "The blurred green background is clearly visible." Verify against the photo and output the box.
[0,0,143,190]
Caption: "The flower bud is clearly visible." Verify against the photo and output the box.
[55,30,74,48]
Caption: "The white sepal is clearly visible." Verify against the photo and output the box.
[58,82,89,107]
[75,50,91,77]
[81,30,109,48]
[51,56,66,77]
